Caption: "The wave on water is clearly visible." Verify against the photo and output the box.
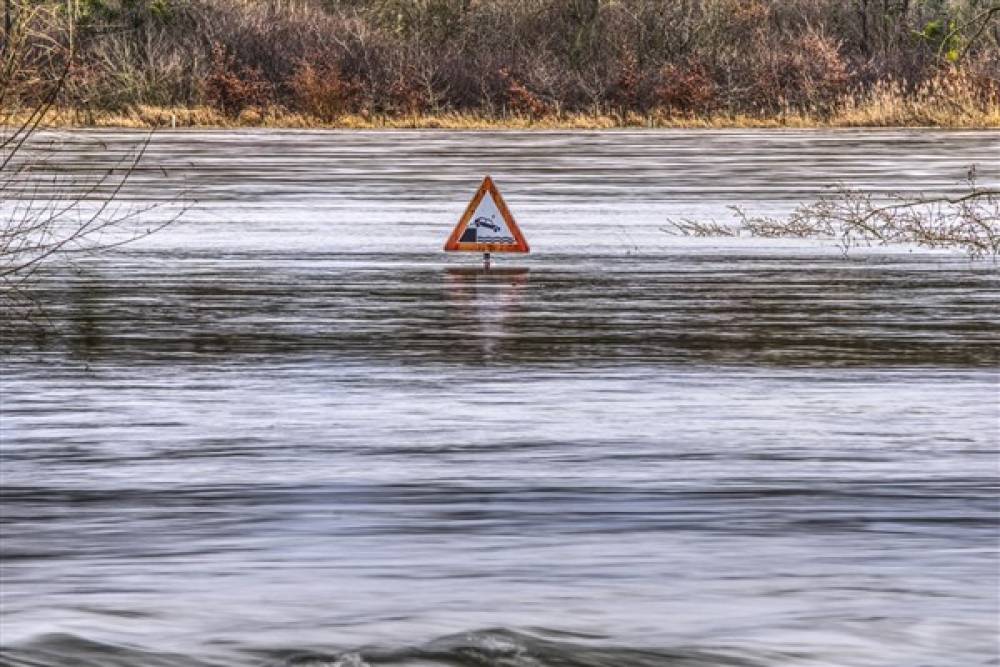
[1,629,768,667]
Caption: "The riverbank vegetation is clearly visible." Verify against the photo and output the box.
[2,0,999,128]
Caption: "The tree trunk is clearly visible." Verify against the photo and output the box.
[3,0,12,56]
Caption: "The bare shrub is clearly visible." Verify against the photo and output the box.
[778,30,850,113]
[609,52,644,112]
[388,70,430,115]
[498,67,552,118]
[1,3,69,111]
[655,61,716,114]
[203,42,273,117]
[288,58,360,121]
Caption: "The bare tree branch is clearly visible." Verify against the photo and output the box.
[664,169,1000,260]
[1,2,186,319]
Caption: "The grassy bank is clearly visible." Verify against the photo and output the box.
[23,107,1000,130]
[20,78,1000,130]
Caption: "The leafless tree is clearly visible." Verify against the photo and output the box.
[1,1,184,317]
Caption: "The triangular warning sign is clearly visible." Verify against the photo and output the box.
[444,176,530,253]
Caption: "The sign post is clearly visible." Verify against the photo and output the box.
[444,176,529,270]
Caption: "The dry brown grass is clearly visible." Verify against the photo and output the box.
[7,65,999,130]
[7,100,1000,130]
[834,69,1000,127]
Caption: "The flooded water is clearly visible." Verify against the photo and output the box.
[1,130,998,667]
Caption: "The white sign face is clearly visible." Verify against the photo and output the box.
[444,176,529,253]
[456,191,517,245]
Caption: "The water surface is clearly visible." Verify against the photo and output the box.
[1,130,998,667]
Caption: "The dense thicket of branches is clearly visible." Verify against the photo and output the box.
[1,0,998,120]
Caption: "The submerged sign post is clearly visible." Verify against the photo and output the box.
[444,176,529,269]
